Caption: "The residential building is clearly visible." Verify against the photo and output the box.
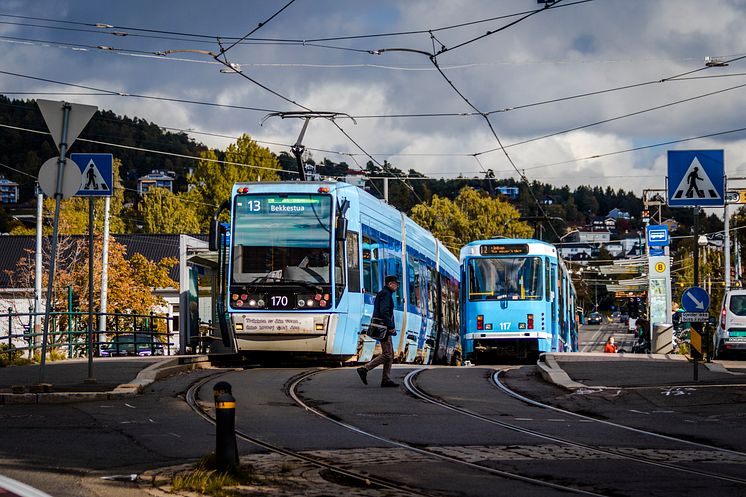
[0,177,19,203]
[138,170,176,195]
[607,208,631,220]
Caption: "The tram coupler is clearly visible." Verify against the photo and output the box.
[213,383,238,472]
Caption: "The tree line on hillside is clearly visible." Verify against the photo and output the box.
[0,95,730,247]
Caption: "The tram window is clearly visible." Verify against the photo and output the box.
[408,255,420,308]
[335,239,346,301]
[346,231,360,293]
[389,255,404,308]
[428,268,437,315]
[362,236,381,294]
[468,257,543,301]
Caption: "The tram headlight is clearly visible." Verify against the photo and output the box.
[297,299,306,307]
[256,299,265,307]
[306,299,315,307]
[248,299,257,307]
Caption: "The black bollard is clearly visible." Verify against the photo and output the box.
[214,384,238,472]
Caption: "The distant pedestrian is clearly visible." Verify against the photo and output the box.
[603,337,618,353]
[357,275,399,388]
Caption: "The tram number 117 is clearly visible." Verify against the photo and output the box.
[499,322,510,330]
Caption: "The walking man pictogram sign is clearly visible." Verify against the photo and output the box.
[667,150,724,207]
[70,153,113,197]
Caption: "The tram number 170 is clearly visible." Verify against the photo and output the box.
[270,295,291,308]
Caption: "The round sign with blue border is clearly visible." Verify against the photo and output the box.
[681,286,710,313]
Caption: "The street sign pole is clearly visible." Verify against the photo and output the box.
[36,101,97,385]
[86,196,95,383]
[693,209,700,382]
[39,103,71,384]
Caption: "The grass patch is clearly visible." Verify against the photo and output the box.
[171,454,261,497]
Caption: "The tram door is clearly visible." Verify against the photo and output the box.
[550,263,558,351]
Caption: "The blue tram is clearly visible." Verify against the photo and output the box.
[460,239,578,362]
[211,181,461,364]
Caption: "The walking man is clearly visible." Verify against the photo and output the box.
[685,166,704,198]
[357,275,399,387]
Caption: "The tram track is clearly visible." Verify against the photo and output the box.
[288,369,606,496]
[491,369,746,459]
[398,368,746,487]
[184,371,439,497]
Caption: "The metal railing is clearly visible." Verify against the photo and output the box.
[0,310,175,363]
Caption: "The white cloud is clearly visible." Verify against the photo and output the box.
[2,0,746,197]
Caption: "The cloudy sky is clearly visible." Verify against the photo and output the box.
[2,0,746,195]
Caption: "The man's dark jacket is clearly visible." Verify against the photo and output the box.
[372,286,396,330]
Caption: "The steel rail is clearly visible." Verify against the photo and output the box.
[289,369,605,496]
[402,368,746,485]
[184,371,437,497]
[492,369,746,459]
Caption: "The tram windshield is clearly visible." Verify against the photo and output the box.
[468,257,543,301]
[231,194,333,286]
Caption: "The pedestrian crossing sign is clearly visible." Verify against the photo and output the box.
[70,153,113,197]
[667,150,724,207]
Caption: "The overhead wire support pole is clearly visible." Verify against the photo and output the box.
[262,111,357,183]
[292,118,310,181]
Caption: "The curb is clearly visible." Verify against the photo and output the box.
[536,353,588,391]
[0,355,211,405]
[536,352,690,391]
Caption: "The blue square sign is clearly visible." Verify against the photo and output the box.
[646,225,669,247]
[667,150,724,207]
[70,153,113,197]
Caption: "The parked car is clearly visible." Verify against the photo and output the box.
[100,333,164,357]
[587,312,604,325]
[713,289,746,358]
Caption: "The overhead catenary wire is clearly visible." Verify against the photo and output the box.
[0,2,597,47]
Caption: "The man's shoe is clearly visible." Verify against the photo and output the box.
[380,380,398,388]
[357,367,368,385]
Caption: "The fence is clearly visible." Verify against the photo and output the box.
[0,310,175,361]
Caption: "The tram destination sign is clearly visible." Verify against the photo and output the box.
[479,244,529,256]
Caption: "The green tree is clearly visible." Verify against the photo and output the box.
[411,186,533,253]
[190,134,281,225]
[139,188,201,233]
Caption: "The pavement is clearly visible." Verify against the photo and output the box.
[538,351,746,390]
[0,355,210,404]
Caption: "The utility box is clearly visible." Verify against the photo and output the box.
[652,323,674,354]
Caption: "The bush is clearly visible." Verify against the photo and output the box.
[0,344,25,367]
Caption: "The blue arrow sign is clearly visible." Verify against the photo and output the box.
[70,153,113,197]
[667,150,724,207]
[681,286,710,313]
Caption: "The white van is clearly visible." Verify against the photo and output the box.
[713,289,746,358]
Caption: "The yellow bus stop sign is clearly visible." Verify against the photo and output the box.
[655,262,666,273]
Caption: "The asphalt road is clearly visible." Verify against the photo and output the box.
[3,356,746,496]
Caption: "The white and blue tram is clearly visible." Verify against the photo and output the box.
[211,181,461,364]
[460,239,578,362]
